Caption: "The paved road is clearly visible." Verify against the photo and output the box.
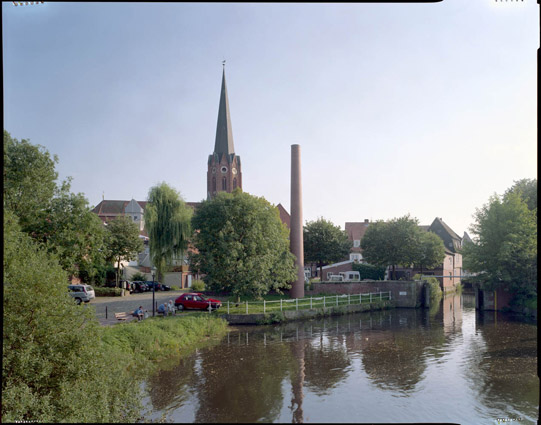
[88,290,185,326]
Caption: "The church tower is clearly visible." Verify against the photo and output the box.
[207,66,242,199]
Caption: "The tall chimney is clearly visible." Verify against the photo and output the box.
[290,144,304,298]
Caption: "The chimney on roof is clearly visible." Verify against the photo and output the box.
[364,219,369,224]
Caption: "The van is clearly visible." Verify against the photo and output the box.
[68,284,95,305]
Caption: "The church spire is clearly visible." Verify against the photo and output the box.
[214,64,235,156]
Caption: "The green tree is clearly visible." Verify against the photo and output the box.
[106,215,144,287]
[31,179,108,280]
[413,230,446,274]
[2,210,141,422]
[190,190,296,301]
[504,178,537,213]
[303,218,351,279]
[144,182,193,281]
[3,130,58,231]
[462,191,537,302]
[351,263,387,280]
[360,214,421,280]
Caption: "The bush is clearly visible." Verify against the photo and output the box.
[94,287,123,297]
[3,210,141,422]
[191,279,206,292]
[414,274,442,314]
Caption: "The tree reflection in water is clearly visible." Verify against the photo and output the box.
[144,300,538,424]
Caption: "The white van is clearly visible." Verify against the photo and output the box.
[68,284,95,305]
[339,271,361,282]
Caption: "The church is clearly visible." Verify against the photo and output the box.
[92,67,289,286]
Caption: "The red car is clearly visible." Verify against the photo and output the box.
[174,293,222,311]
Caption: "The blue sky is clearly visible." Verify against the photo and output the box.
[3,1,538,237]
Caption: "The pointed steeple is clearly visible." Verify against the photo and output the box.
[214,66,235,157]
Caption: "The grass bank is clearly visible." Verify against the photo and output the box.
[100,314,228,377]
[218,292,392,315]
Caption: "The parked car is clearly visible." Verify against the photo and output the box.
[68,284,95,305]
[160,284,172,291]
[174,293,222,311]
[131,281,149,293]
[145,281,163,291]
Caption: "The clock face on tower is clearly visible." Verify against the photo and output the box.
[232,167,237,175]
[221,166,228,173]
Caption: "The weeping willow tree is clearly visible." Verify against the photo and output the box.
[144,183,193,281]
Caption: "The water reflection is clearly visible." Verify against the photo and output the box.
[145,295,538,424]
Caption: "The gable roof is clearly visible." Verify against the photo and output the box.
[92,199,198,218]
[427,217,462,253]
[276,203,290,229]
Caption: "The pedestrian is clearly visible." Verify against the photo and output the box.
[168,299,176,316]
[157,303,166,317]
[133,305,144,321]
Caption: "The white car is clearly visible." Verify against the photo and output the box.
[68,284,95,305]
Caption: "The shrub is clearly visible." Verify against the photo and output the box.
[191,279,206,292]
[414,274,442,313]
[94,287,123,297]
[3,210,141,422]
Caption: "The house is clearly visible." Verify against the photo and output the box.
[345,219,372,262]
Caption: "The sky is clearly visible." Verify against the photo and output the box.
[3,1,538,237]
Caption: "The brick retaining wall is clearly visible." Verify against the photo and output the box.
[308,280,424,308]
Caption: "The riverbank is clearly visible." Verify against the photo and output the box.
[99,314,228,377]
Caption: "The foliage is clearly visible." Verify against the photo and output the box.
[504,178,537,214]
[191,190,296,301]
[30,179,108,279]
[462,192,537,301]
[351,263,386,280]
[413,230,446,272]
[144,182,193,281]
[191,279,206,292]
[3,130,59,232]
[4,133,109,281]
[303,218,351,278]
[105,215,144,287]
[130,271,148,282]
[414,273,442,313]
[361,214,422,279]
[2,210,141,422]
[94,287,123,297]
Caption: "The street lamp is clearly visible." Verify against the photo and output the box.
[151,266,157,317]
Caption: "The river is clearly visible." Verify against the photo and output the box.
[141,293,538,424]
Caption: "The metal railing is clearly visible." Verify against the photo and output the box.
[225,291,392,314]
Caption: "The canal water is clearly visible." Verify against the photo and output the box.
[141,294,538,424]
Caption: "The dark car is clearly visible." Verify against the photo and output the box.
[145,281,162,291]
[174,293,222,311]
[160,284,171,291]
[132,281,149,293]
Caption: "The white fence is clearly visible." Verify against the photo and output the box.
[225,291,392,314]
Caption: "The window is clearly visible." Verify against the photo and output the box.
[212,177,216,192]
[233,178,237,189]
[222,177,227,191]
[353,240,360,247]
